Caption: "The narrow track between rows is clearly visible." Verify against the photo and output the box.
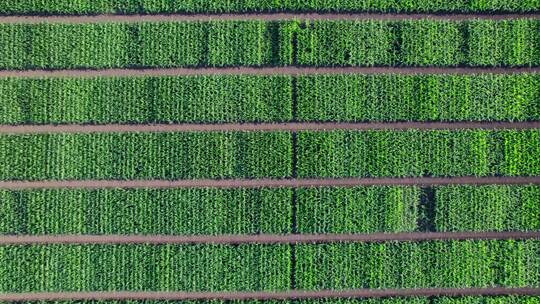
[0,177,539,189]
[0,121,539,134]
[1,288,539,301]
[0,66,538,78]
[1,231,539,245]
[0,12,538,24]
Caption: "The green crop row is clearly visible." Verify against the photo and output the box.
[0,21,293,69]
[0,19,538,69]
[296,240,540,290]
[434,185,540,232]
[1,186,538,235]
[1,130,539,180]
[298,185,540,233]
[0,188,293,235]
[0,244,291,292]
[0,240,537,292]
[0,0,537,14]
[297,129,540,178]
[0,75,293,124]
[1,73,538,124]
[296,74,540,122]
[0,132,292,180]
[296,186,420,233]
[297,19,539,67]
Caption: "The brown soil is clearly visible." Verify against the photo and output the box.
[0,288,538,301]
[0,66,538,78]
[0,121,538,134]
[0,12,538,24]
[0,177,538,190]
[0,231,538,245]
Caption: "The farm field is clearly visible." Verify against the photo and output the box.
[0,74,538,124]
[0,130,539,180]
[0,75,293,124]
[0,0,538,14]
[0,19,539,69]
[0,132,292,180]
[296,74,540,122]
[0,1,538,304]
[0,240,538,292]
[0,185,538,235]
[297,129,540,178]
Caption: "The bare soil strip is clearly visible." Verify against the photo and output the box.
[1,232,538,245]
[0,121,538,134]
[0,12,538,24]
[0,66,538,78]
[0,288,538,301]
[0,177,539,190]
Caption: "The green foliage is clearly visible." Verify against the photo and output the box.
[296,186,420,233]
[295,240,540,289]
[399,21,464,66]
[298,0,540,12]
[1,73,538,125]
[1,73,538,124]
[0,20,538,69]
[296,185,540,233]
[1,185,538,235]
[468,20,540,67]
[0,75,292,124]
[297,19,395,66]
[0,0,538,14]
[137,21,276,67]
[296,74,540,122]
[0,132,292,180]
[434,185,540,232]
[0,188,292,235]
[27,23,131,69]
[0,21,291,69]
[0,244,290,292]
[296,19,540,67]
[0,2,538,296]
[296,129,540,178]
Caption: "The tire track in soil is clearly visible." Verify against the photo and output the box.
[0,231,539,245]
[0,288,538,301]
[0,121,538,134]
[0,177,539,190]
[0,66,538,77]
[0,12,538,24]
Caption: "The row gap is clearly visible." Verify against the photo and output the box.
[418,186,436,232]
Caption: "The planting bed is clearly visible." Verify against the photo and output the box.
[0,1,538,303]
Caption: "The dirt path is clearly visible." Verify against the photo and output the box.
[0,12,538,24]
[1,231,538,245]
[0,121,538,134]
[0,177,538,190]
[0,288,538,301]
[0,66,538,78]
